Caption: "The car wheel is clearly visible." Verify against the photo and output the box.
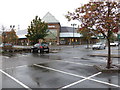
[46,49,49,53]
[99,47,102,50]
[31,49,34,53]
[38,49,41,53]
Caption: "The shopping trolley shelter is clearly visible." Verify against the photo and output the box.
[1,45,119,89]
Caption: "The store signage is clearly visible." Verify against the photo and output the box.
[48,25,55,28]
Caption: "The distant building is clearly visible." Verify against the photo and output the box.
[0,31,2,44]
[90,0,119,2]
[2,30,18,44]
[16,29,28,45]
[60,27,82,45]
[42,12,61,45]
[16,12,98,45]
[16,12,61,45]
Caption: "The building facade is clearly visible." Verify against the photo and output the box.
[16,12,99,45]
[60,27,82,45]
[42,12,61,45]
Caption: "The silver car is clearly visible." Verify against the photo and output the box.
[92,43,106,50]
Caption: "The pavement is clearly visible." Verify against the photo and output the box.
[0,45,120,89]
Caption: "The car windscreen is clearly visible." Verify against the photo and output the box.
[34,44,41,47]
[41,43,48,46]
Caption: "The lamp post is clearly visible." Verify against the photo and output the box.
[10,25,15,44]
[10,25,15,31]
[71,24,76,48]
[2,26,6,47]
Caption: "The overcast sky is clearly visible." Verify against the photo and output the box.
[0,0,89,30]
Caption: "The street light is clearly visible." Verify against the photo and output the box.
[71,24,76,48]
[2,26,6,46]
[10,25,15,30]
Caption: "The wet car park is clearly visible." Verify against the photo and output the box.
[0,45,120,89]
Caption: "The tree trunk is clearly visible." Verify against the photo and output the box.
[106,2,112,69]
[106,38,112,69]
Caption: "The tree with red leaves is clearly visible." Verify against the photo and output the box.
[66,1,120,69]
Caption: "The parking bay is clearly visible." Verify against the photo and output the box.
[2,60,120,89]
[1,46,120,89]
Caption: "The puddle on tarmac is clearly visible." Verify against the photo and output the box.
[2,53,16,58]
[2,52,30,58]
[81,57,91,60]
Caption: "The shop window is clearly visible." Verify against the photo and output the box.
[76,39,78,42]
[72,39,74,42]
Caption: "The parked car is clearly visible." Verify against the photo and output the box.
[0,43,13,52]
[0,43,13,48]
[31,43,49,53]
[92,43,106,50]
[110,41,119,46]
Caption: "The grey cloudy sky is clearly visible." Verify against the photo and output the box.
[0,0,89,30]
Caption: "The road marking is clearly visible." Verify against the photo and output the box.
[0,69,32,90]
[3,65,28,70]
[3,56,10,59]
[34,64,86,78]
[2,60,120,88]
[34,64,120,88]
[90,78,120,88]
[73,57,80,59]
[3,59,92,70]
[3,60,58,70]
[59,72,101,89]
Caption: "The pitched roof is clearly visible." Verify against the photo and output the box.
[16,29,27,38]
[42,12,60,23]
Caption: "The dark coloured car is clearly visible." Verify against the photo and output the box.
[31,43,49,53]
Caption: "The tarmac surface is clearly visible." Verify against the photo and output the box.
[0,45,120,89]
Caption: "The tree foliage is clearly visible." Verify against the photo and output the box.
[66,2,119,36]
[66,1,120,68]
[2,30,18,44]
[26,16,48,44]
[79,27,94,48]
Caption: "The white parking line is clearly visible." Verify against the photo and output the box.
[73,57,80,59]
[2,60,120,88]
[3,60,58,70]
[34,64,120,88]
[34,64,86,78]
[3,65,28,70]
[90,78,120,88]
[59,72,101,89]
[0,69,32,90]
[3,59,92,70]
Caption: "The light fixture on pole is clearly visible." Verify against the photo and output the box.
[2,26,6,47]
[71,24,76,48]
[10,25,15,31]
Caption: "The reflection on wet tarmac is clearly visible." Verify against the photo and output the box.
[32,53,62,60]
